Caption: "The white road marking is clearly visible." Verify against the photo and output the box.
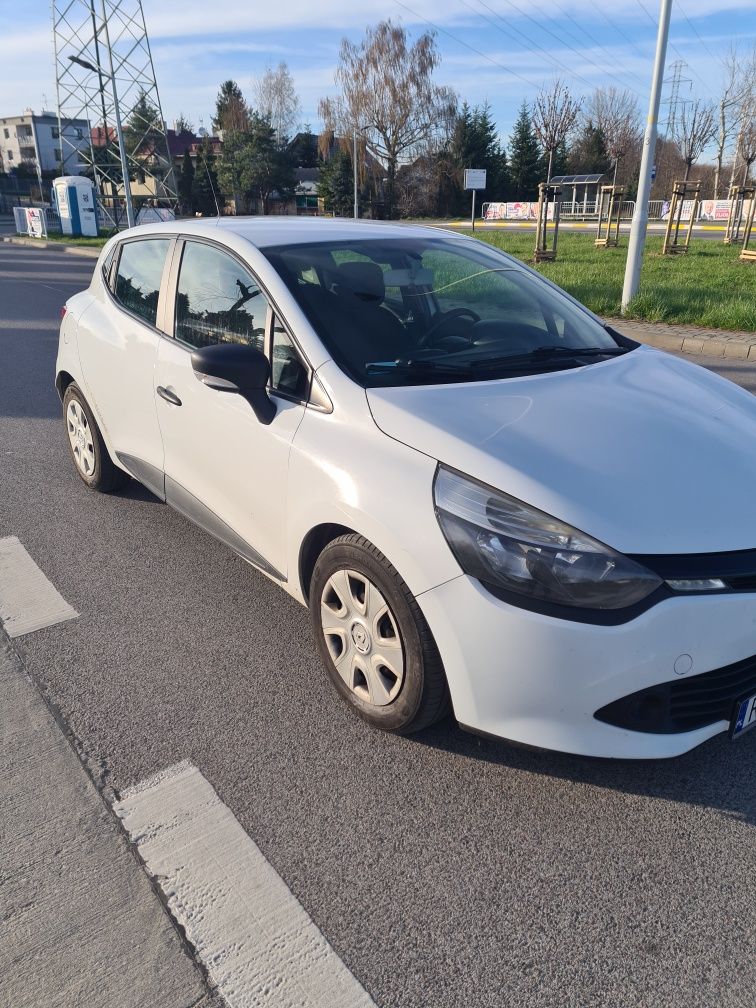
[0,536,78,637]
[114,761,377,1008]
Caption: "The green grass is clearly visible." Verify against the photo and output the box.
[43,233,111,247]
[463,231,756,332]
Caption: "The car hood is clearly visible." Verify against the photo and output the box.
[366,346,756,555]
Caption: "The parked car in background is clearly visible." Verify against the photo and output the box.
[57,218,756,757]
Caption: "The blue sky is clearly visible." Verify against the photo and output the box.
[1,0,754,149]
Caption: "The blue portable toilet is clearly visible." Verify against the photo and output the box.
[52,176,98,237]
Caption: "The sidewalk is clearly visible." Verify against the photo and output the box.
[0,632,217,1008]
[608,318,756,360]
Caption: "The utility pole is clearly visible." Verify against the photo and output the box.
[621,0,672,313]
[353,129,358,219]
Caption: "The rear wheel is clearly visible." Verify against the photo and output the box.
[63,383,127,492]
[309,534,450,734]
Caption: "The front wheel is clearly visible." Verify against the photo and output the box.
[309,534,450,734]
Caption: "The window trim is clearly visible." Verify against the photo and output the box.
[165,235,318,409]
[106,235,177,337]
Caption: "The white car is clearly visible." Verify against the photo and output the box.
[56,218,756,758]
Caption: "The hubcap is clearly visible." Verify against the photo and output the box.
[320,569,404,706]
[66,399,96,477]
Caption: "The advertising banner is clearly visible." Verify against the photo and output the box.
[25,207,46,238]
[483,201,554,221]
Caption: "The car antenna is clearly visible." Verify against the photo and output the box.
[202,151,221,218]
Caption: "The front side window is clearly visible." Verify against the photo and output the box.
[174,241,269,351]
[264,237,628,387]
[114,238,170,327]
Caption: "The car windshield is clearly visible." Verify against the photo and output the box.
[263,236,630,387]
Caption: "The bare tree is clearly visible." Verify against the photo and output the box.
[740,118,756,185]
[674,99,717,182]
[531,79,581,182]
[253,62,301,147]
[713,49,751,196]
[729,55,756,189]
[319,20,457,218]
[586,86,641,185]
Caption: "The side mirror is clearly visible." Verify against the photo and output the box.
[191,343,276,425]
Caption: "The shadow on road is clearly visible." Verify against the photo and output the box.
[419,717,756,825]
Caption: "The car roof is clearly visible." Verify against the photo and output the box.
[116,216,468,249]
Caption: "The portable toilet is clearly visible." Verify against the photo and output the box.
[52,176,98,237]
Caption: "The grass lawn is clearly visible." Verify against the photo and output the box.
[464,231,756,332]
[43,233,111,247]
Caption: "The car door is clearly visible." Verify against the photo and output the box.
[154,237,310,581]
[77,236,173,498]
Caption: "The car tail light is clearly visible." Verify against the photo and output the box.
[60,305,68,320]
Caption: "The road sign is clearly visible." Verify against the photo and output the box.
[464,169,487,190]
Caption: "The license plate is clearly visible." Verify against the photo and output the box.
[730,694,756,739]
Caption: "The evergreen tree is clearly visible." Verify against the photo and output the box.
[550,139,569,179]
[213,80,250,133]
[177,148,195,214]
[123,91,163,158]
[507,102,543,200]
[289,125,318,168]
[446,102,507,215]
[567,123,611,175]
[191,138,221,216]
[318,149,354,216]
[217,114,296,215]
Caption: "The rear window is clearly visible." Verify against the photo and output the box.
[114,238,170,327]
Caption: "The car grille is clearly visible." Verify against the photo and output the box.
[594,653,756,734]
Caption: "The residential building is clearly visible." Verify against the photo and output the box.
[1,109,90,177]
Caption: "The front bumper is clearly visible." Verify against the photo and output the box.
[416,574,756,758]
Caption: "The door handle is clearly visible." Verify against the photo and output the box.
[156,385,182,406]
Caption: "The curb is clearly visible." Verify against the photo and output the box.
[606,318,756,361]
[2,235,101,258]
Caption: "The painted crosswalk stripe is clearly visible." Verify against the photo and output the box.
[114,761,376,1008]
[0,536,78,637]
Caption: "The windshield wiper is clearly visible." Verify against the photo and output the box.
[366,358,473,377]
[469,345,631,370]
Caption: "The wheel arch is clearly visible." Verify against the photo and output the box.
[56,369,76,401]
[298,522,357,604]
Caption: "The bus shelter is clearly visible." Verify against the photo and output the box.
[549,174,605,217]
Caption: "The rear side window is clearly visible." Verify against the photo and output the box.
[114,239,170,327]
[174,241,269,351]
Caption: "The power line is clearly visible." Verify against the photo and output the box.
[633,0,709,90]
[548,1,650,92]
[674,0,718,63]
[585,0,649,63]
[392,0,548,90]
[459,0,598,91]
[486,0,646,98]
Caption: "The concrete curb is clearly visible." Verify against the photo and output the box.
[2,235,101,258]
[606,318,756,360]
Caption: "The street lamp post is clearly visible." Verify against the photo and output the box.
[621,0,672,312]
[353,129,358,219]
[69,46,135,228]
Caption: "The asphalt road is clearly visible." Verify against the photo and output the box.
[2,243,755,1008]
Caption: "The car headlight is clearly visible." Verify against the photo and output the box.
[434,466,663,611]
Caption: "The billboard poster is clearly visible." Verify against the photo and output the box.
[25,207,46,238]
[483,202,554,221]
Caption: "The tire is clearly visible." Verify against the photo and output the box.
[309,534,450,734]
[62,383,128,492]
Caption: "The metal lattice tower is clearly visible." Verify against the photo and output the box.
[661,59,692,141]
[52,0,177,222]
